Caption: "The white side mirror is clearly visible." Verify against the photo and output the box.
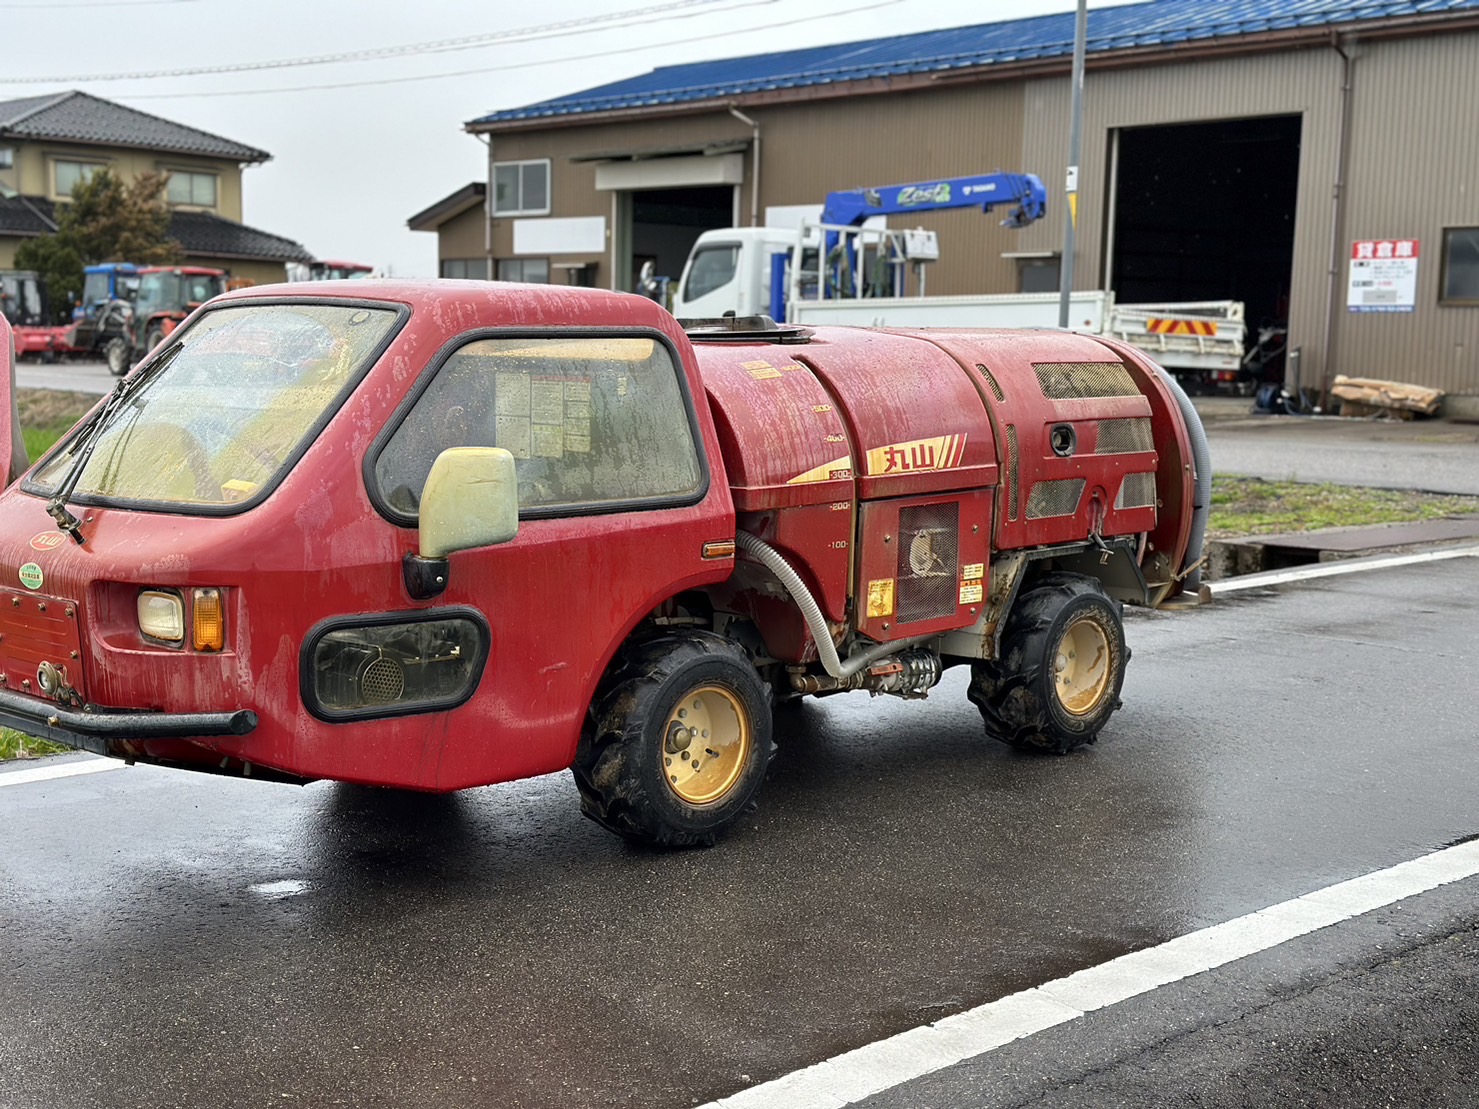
[418,447,518,559]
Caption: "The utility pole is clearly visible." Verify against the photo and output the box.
[1058,0,1088,328]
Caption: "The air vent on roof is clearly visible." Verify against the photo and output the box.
[681,315,814,344]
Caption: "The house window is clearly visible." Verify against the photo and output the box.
[440,258,489,279]
[54,160,104,197]
[493,160,550,216]
[167,171,218,208]
[496,258,550,284]
[1440,228,1479,305]
[0,148,13,170]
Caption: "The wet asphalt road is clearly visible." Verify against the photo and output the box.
[1205,417,1479,496]
[3,557,1478,1108]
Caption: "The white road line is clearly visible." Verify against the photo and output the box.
[0,757,122,787]
[702,837,1479,1109]
[1208,543,1479,595]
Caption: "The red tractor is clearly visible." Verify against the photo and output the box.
[0,282,1208,847]
[129,266,228,360]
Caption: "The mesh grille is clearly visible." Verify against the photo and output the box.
[1115,472,1158,510]
[1005,425,1019,521]
[897,502,960,623]
[361,657,406,704]
[1033,361,1139,399]
[1026,478,1086,519]
[1095,417,1155,454]
[975,363,1005,402]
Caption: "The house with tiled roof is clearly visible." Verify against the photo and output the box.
[0,90,311,284]
[413,0,1479,408]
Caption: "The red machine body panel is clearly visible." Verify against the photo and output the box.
[793,330,1000,501]
[0,282,736,790]
[0,283,1199,799]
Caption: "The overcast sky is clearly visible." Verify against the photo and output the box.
[0,0,1139,277]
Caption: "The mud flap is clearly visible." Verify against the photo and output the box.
[2,316,25,487]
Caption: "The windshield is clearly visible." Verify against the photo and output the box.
[136,273,178,319]
[1,274,42,324]
[83,272,110,307]
[30,302,398,508]
[683,245,739,302]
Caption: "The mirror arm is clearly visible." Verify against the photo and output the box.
[403,552,450,601]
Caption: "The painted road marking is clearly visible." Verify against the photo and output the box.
[1208,543,1479,596]
[0,757,122,788]
[701,837,1479,1109]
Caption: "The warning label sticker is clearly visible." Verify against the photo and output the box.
[495,373,593,458]
[959,580,984,605]
[867,578,896,618]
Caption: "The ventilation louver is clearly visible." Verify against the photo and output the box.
[897,502,960,623]
[1026,478,1086,520]
[1033,361,1139,399]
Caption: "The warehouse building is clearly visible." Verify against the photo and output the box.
[410,0,1479,408]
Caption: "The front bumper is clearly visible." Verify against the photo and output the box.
[0,687,257,756]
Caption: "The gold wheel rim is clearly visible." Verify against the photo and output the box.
[662,685,751,805]
[1053,616,1112,716]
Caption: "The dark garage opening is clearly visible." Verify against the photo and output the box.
[1109,115,1301,377]
[631,185,734,292]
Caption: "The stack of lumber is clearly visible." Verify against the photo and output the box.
[1331,375,1444,419]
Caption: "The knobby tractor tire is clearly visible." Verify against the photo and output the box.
[968,573,1128,754]
[145,326,165,355]
[572,631,774,848]
[104,337,130,376]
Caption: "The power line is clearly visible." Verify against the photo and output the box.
[0,0,746,83]
[119,0,904,101]
[0,0,201,7]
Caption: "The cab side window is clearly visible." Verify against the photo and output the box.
[374,335,703,516]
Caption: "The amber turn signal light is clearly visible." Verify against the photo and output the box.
[192,588,224,652]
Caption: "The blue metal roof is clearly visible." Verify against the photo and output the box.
[472,0,1479,125]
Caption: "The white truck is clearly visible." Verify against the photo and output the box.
[673,195,1245,384]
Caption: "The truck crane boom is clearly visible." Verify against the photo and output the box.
[819,172,1048,229]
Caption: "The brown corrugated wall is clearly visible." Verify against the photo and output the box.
[461,28,1477,398]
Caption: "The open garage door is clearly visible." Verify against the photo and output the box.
[630,185,735,295]
[1108,115,1301,383]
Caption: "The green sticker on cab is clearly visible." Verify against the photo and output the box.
[18,562,43,590]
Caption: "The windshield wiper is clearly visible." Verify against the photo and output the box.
[46,340,185,544]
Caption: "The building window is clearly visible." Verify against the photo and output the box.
[54,160,104,197]
[440,259,489,279]
[167,170,218,208]
[1440,228,1479,305]
[493,160,550,216]
[496,258,550,284]
[0,147,13,170]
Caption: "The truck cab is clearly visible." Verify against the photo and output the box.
[673,227,808,319]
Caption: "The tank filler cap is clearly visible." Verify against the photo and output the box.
[680,315,814,345]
